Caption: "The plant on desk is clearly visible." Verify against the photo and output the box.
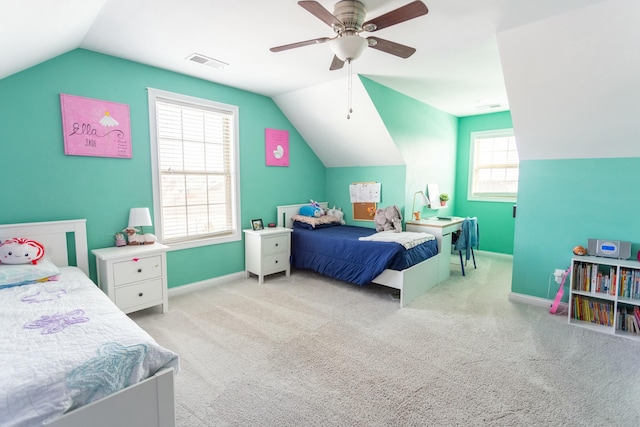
[439,193,449,206]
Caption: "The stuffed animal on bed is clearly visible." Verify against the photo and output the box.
[299,200,324,218]
[0,238,45,264]
[374,206,403,233]
[326,206,346,224]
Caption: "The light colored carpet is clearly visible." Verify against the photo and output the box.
[130,253,640,426]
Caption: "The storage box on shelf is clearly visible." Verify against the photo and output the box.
[568,255,640,339]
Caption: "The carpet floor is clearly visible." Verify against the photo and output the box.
[130,252,640,426]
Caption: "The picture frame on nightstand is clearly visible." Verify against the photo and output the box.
[251,218,264,230]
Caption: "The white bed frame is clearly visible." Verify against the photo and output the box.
[0,219,176,427]
[277,203,442,308]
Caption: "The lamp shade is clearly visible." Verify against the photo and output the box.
[128,207,152,228]
[329,34,368,61]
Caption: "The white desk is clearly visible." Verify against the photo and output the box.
[406,217,464,281]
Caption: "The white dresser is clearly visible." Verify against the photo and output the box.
[244,227,293,283]
[92,243,169,314]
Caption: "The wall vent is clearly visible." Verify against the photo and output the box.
[475,103,503,110]
[186,53,228,69]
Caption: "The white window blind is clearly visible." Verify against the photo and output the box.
[468,129,519,202]
[148,89,240,248]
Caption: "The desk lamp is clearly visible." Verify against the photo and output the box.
[411,191,430,221]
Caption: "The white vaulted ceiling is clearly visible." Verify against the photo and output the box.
[1,0,614,166]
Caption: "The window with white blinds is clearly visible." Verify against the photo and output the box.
[148,88,240,249]
[468,129,519,202]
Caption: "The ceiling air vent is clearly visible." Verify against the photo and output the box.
[186,53,228,69]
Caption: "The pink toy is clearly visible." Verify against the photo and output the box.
[0,238,45,265]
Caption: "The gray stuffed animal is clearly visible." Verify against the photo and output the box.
[374,205,402,232]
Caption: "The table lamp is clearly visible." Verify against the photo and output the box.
[128,207,152,234]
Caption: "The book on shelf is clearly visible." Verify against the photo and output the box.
[573,294,613,326]
[616,305,640,334]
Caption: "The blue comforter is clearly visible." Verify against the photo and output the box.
[291,225,438,286]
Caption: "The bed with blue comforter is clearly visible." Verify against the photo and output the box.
[291,223,438,286]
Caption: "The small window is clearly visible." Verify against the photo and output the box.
[468,129,519,202]
[148,88,241,250]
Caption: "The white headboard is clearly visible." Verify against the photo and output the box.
[277,202,329,229]
[0,219,89,275]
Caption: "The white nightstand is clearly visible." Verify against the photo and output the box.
[243,227,293,283]
[92,243,169,314]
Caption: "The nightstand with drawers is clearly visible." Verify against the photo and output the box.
[92,243,169,314]
[244,227,293,283]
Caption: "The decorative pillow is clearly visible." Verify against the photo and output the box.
[0,238,45,265]
[0,257,61,288]
[291,214,342,229]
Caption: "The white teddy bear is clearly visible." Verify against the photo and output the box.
[326,206,346,224]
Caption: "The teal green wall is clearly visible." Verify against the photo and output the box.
[456,112,515,254]
[326,166,406,227]
[0,49,326,287]
[360,76,458,223]
[512,158,640,300]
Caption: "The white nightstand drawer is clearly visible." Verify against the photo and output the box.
[114,279,164,311]
[113,255,162,286]
[262,234,289,255]
[262,252,289,275]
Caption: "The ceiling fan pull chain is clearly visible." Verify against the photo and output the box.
[347,59,353,119]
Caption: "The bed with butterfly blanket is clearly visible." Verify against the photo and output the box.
[0,219,178,427]
[277,203,442,308]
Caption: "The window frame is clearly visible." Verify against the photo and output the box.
[147,88,241,251]
[467,128,519,203]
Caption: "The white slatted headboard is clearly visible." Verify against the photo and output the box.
[0,219,89,275]
[277,202,329,228]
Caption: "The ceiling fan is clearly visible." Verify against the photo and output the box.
[270,0,429,70]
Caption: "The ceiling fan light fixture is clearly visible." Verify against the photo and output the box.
[329,34,367,61]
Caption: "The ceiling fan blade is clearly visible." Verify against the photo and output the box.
[298,1,342,28]
[270,37,331,52]
[367,37,416,58]
[330,55,345,71]
[362,1,428,32]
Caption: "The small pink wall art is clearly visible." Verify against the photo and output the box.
[60,94,132,158]
[265,128,289,167]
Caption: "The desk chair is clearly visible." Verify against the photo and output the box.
[452,217,479,276]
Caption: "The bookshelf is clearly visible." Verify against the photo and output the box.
[568,255,640,340]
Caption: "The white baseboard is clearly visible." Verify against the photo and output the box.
[168,271,246,297]
[508,291,568,312]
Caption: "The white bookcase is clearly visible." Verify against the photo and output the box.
[568,255,640,340]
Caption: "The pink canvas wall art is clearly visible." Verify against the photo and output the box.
[265,128,289,167]
[60,94,132,158]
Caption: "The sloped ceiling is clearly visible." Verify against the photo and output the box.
[497,0,640,161]
[1,0,608,166]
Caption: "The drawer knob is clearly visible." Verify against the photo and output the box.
[275,260,278,264]
[138,292,143,297]
[275,243,279,247]
[137,268,142,273]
